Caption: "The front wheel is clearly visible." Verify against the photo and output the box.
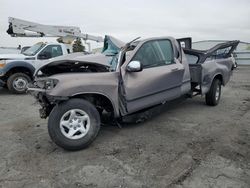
[205,79,222,106]
[48,98,101,151]
[7,73,31,94]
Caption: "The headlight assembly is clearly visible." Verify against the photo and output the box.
[44,79,59,90]
[33,78,59,90]
[0,60,6,68]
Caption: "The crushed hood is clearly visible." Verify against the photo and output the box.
[36,52,111,70]
[35,52,114,76]
[36,35,125,76]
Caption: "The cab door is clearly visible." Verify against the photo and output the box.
[121,39,185,114]
[35,45,63,69]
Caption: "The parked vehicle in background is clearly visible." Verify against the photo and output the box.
[0,17,104,94]
[0,42,71,93]
[28,36,239,151]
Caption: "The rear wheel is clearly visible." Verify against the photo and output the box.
[7,73,31,94]
[48,98,100,151]
[205,79,222,106]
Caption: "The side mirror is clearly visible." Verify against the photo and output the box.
[38,52,52,60]
[126,61,143,72]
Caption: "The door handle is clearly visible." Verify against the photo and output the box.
[171,68,179,72]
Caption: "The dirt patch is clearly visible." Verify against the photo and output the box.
[0,66,250,187]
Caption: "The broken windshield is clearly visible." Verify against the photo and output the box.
[102,35,125,56]
[108,54,119,71]
[102,42,118,56]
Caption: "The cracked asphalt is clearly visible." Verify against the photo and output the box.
[0,66,250,188]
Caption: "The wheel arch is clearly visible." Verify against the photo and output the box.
[213,73,224,85]
[201,73,224,95]
[70,92,119,117]
[4,61,35,80]
[5,66,33,78]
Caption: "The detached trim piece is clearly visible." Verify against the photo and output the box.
[27,87,46,92]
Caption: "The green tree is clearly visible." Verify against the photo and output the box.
[246,45,250,51]
[72,38,85,52]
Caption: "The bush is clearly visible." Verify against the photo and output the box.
[72,38,85,52]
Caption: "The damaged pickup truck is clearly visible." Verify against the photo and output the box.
[28,36,239,150]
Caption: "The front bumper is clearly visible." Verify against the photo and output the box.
[27,84,51,118]
[27,86,46,93]
[27,84,68,118]
[27,85,68,102]
[30,90,53,118]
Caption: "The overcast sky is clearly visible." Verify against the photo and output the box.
[1,0,250,47]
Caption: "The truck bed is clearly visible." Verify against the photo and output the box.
[182,40,239,94]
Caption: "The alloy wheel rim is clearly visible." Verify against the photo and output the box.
[215,85,220,101]
[60,109,90,140]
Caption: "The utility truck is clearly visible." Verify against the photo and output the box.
[0,17,103,93]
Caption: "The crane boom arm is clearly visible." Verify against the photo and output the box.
[7,17,103,43]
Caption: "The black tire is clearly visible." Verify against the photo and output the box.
[48,98,100,151]
[7,73,31,94]
[205,79,222,106]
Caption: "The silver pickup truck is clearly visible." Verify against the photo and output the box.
[28,36,239,150]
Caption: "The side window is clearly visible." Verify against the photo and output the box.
[133,40,174,69]
[207,46,232,60]
[215,47,232,58]
[133,42,158,68]
[157,40,174,64]
[39,45,63,59]
[51,45,63,57]
[186,54,199,64]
